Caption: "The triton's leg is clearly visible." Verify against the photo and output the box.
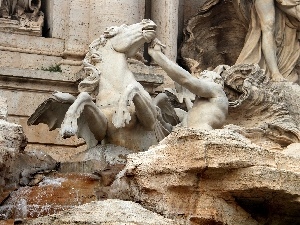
[255,0,285,81]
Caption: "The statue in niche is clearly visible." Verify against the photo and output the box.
[28,20,179,152]
[236,0,300,82]
[148,39,228,130]
[0,0,43,35]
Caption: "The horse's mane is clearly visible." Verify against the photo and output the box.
[78,26,120,96]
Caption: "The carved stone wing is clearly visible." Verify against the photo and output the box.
[27,98,72,131]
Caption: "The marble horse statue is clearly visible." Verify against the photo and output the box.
[28,19,178,152]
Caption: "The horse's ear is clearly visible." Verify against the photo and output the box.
[104,26,119,38]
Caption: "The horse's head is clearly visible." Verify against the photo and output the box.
[104,19,157,57]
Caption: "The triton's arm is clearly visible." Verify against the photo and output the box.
[148,41,220,98]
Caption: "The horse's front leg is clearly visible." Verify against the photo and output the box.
[133,90,158,130]
[61,92,107,147]
[112,84,157,130]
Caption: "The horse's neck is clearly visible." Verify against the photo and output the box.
[96,45,137,105]
[99,46,128,73]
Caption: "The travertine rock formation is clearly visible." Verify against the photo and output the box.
[0,97,56,207]
[1,173,102,220]
[1,144,138,221]
[23,199,177,225]
[110,127,300,225]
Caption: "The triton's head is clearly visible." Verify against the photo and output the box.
[197,70,224,88]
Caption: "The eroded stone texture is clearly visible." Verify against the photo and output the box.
[222,64,300,149]
[0,119,26,151]
[23,199,177,225]
[60,144,131,173]
[0,98,56,208]
[59,144,132,189]
[0,96,7,120]
[1,145,138,221]
[0,146,57,204]
[110,127,300,225]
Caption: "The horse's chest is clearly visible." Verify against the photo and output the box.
[100,105,137,128]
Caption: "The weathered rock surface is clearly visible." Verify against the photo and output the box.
[59,144,133,189]
[23,199,177,225]
[1,144,134,221]
[0,97,7,121]
[110,127,300,225]
[59,144,131,174]
[0,100,56,210]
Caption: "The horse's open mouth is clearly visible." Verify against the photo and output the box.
[142,25,157,42]
[142,25,157,31]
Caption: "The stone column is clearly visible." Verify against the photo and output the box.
[151,0,179,62]
[63,0,90,60]
[42,0,68,39]
[89,0,145,42]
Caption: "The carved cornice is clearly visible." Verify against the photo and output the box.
[0,32,64,56]
[0,67,79,94]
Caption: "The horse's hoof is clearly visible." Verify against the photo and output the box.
[60,125,77,138]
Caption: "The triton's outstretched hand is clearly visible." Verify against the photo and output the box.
[149,38,166,52]
[148,39,228,130]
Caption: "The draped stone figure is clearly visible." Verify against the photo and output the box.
[181,0,299,83]
[236,0,300,82]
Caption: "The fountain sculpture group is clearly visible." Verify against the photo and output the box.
[1,1,300,224]
[28,12,300,152]
[27,19,231,152]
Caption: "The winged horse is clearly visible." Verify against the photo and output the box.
[28,19,178,152]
